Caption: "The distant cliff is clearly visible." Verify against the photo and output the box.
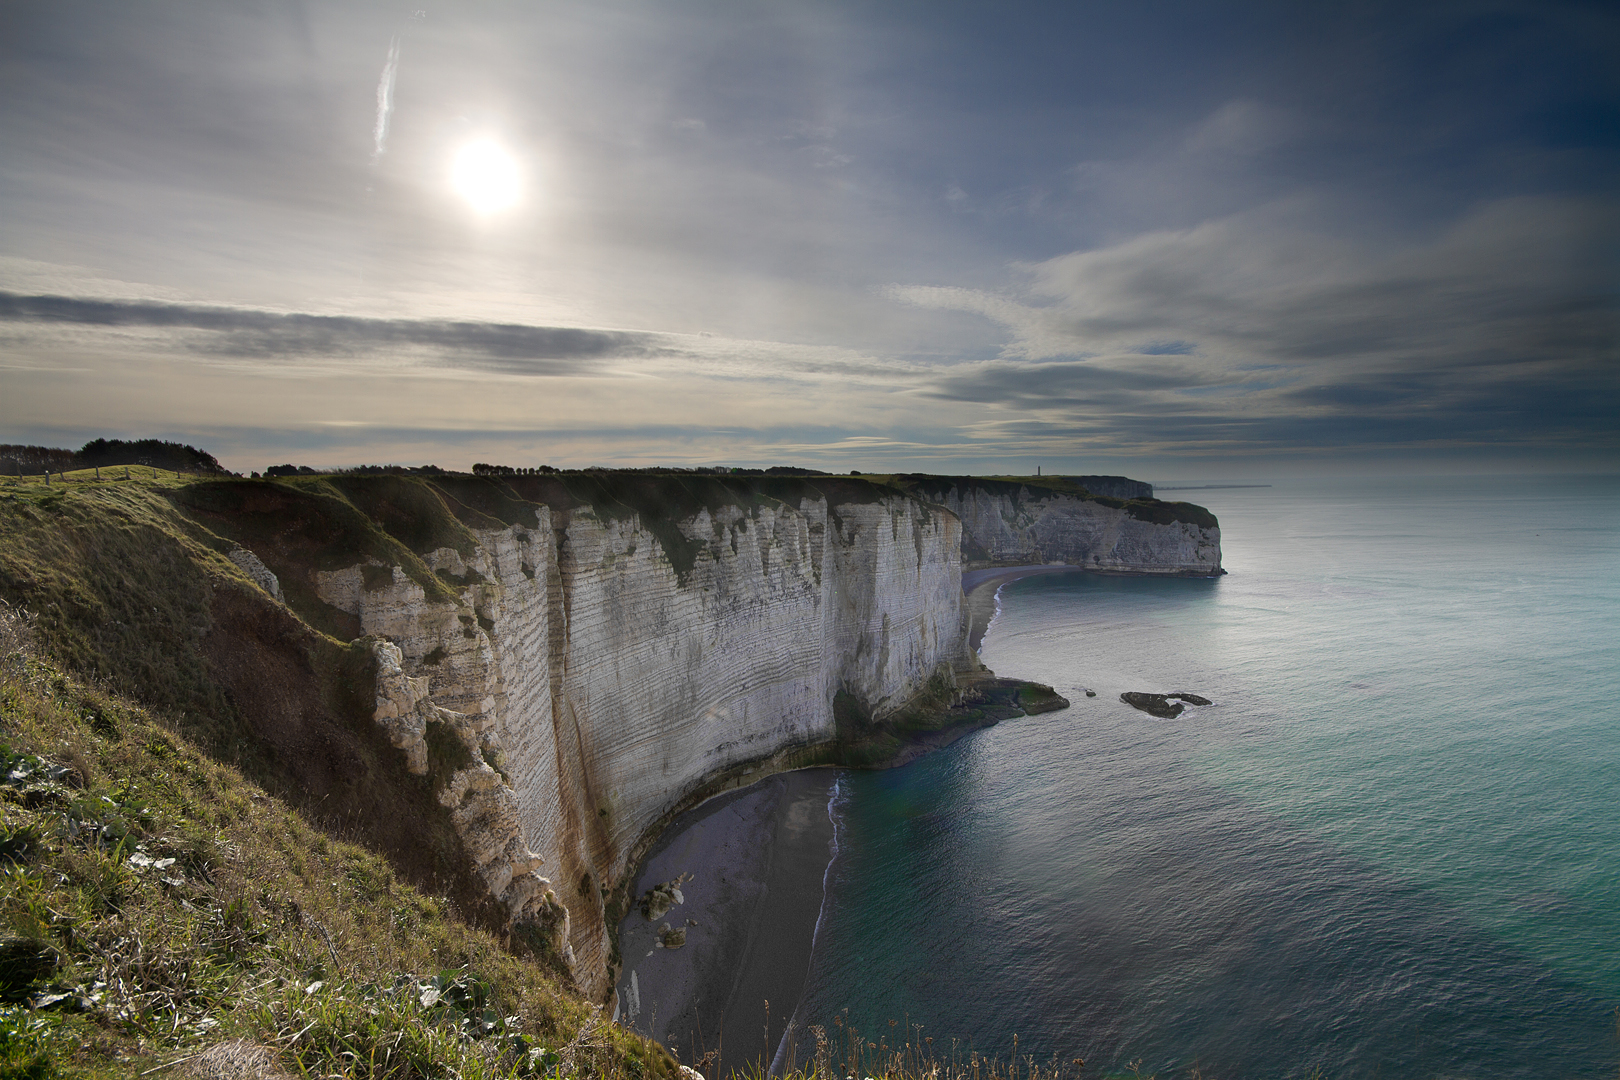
[1054,474,1153,500]
[900,475,1223,576]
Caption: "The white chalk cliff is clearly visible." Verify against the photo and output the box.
[937,484,1222,574]
[314,493,974,999]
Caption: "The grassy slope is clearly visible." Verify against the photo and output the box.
[0,473,680,1076]
[0,617,676,1079]
[0,475,512,937]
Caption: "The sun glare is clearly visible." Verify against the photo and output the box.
[450,138,521,215]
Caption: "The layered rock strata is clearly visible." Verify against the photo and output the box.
[313,494,975,999]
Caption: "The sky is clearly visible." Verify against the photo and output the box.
[1,0,1616,478]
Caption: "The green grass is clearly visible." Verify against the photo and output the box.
[169,476,465,626]
[324,475,489,560]
[721,1014,1095,1080]
[0,477,246,716]
[0,603,677,1079]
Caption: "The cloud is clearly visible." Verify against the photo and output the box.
[4,4,1615,471]
[0,292,657,375]
[925,356,1229,406]
[1183,99,1303,157]
[371,34,401,161]
[895,195,1620,453]
[1006,196,1616,369]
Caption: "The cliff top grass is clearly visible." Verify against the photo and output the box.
[889,474,1218,531]
[0,465,928,591]
[404,471,914,584]
[460,471,902,523]
[0,603,677,1080]
[0,470,466,641]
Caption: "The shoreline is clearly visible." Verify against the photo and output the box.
[963,564,1084,652]
[602,666,1062,1022]
[962,562,1226,652]
[613,769,839,1076]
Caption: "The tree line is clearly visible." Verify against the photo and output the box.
[0,439,226,477]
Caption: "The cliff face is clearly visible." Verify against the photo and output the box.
[311,491,973,998]
[912,478,1222,575]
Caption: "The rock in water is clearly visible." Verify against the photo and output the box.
[1120,691,1214,717]
[658,923,687,949]
[1016,682,1071,714]
[1120,692,1186,719]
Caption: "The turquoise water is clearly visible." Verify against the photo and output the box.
[789,475,1620,1078]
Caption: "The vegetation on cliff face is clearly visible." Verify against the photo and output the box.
[0,601,677,1079]
[829,673,1068,769]
[442,470,906,584]
[172,476,469,632]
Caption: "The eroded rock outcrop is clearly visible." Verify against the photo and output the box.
[227,547,284,603]
[367,638,577,969]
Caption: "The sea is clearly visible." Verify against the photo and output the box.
[781,473,1620,1079]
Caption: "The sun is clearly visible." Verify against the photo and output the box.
[450,138,522,215]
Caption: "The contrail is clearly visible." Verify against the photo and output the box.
[372,34,401,160]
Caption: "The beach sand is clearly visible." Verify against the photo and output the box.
[615,769,838,1076]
